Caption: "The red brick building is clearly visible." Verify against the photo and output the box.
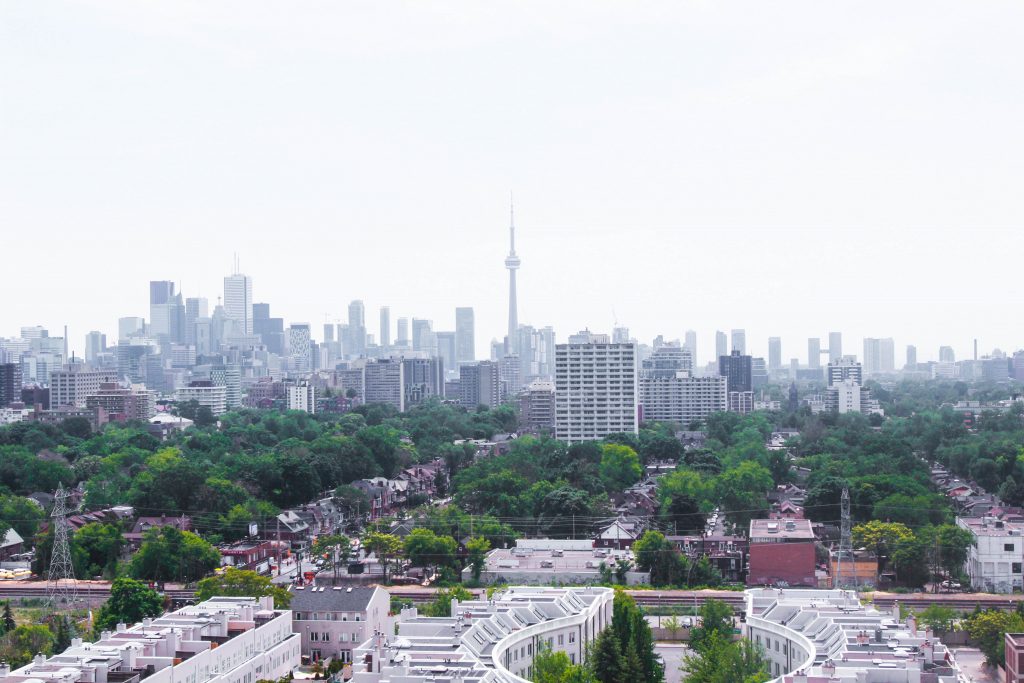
[747,518,817,587]
[1006,633,1024,683]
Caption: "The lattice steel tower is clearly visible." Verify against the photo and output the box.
[47,485,78,607]
[835,486,854,588]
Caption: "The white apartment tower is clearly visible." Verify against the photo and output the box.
[555,330,638,443]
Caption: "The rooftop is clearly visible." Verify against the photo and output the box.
[750,518,815,541]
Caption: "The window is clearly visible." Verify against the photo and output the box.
[775,641,779,651]
[322,633,330,642]
[295,613,303,621]
[1015,563,1022,574]
[569,633,576,644]
[310,633,320,642]
[570,654,576,665]
[558,635,564,646]
[355,614,362,621]
[1007,544,1016,552]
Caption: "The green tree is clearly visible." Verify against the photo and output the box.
[965,609,1024,666]
[403,529,458,578]
[0,625,55,668]
[129,527,219,583]
[588,629,625,683]
[662,615,681,641]
[94,578,165,632]
[690,599,734,653]
[599,444,643,493]
[466,536,491,582]
[195,568,292,608]
[916,604,958,633]
[682,632,770,683]
[363,532,403,583]
[310,534,352,579]
[1,602,14,635]
[421,586,474,617]
[75,523,125,578]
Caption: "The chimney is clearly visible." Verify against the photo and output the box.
[874,628,883,643]
[100,631,112,641]
[821,659,835,676]
[0,662,10,678]
[71,638,83,648]
[921,640,934,664]
[33,653,46,666]
[906,614,917,636]
[890,601,901,620]
[116,623,127,633]
[792,671,807,683]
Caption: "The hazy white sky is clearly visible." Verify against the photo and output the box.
[2,2,1022,362]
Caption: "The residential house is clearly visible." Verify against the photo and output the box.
[289,585,392,664]
[220,539,279,574]
[124,515,193,550]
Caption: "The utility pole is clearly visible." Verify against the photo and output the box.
[276,517,282,577]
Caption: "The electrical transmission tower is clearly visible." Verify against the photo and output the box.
[47,485,78,607]
[835,486,855,589]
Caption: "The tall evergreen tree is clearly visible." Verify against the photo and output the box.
[590,630,625,683]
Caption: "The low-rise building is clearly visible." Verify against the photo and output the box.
[744,588,963,682]
[289,585,391,664]
[350,586,614,683]
[467,539,649,586]
[3,595,298,683]
[957,515,1024,593]
[747,519,817,588]
[220,540,278,574]
[176,381,228,416]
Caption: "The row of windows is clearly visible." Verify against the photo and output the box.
[294,612,362,621]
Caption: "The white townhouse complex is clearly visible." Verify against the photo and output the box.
[350,586,614,683]
[743,588,964,683]
[2,596,299,683]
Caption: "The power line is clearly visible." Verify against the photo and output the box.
[47,485,78,608]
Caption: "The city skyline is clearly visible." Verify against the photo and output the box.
[3,3,1023,360]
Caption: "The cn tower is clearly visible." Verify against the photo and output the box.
[504,198,521,355]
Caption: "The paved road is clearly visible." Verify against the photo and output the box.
[953,647,999,683]
[655,643,691,683]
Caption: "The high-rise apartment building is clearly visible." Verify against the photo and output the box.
[364,358,405,411]
[808,337,821,369]
[379,307,391,348]
[455,307,475,363]
[640,344,693,378]
[86,382,157,421]
[684,330,697,366]
[827,357,863,386]
[176,381,228,416]
[49,364,118,408]
[730,329,747,354]
[223,272,253,336]
[719,350,752,392]
[939,346,956,363]
[555,331,638,442]
[640,373,727,425]
[719,349,753,414]
[0,364,21,408]
[612,327,630,344]
[288,324,312,373]
[906,345,917,369]
[403,357,444,407]
[519,379,555,434]
[459,361,501,408]
[499,354,521,396]
[768,337,782,372]
[828,331,843,362]
[286,383,316,414]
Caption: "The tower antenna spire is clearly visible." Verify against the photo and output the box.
[509,192,516,255]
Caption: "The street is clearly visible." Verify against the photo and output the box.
[656,643,691,683]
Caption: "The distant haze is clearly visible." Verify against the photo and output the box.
[2,2,1021,361]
